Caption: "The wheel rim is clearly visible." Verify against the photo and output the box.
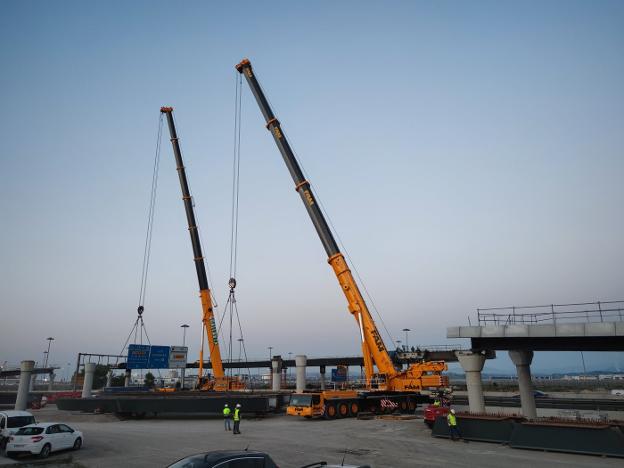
[327,405,336,418]
[351,403,359,415]
[74,438,82,449]
[339,404,348,417]
[41,445,50,457]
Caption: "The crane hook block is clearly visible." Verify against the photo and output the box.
[137,305,144,316]
[228,277,237,290]
[160,106,173,113]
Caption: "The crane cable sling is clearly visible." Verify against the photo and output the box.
[118,113,163,359]
[219,72,252,383]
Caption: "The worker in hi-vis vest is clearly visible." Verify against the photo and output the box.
[447,409,462,441]
[223,404,232,431]
[233,403,241,434]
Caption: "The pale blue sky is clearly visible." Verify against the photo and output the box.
[1,1,622,374]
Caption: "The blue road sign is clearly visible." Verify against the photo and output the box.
[127,344,150,369]
[147,345,171,369]
[331,368,347,382]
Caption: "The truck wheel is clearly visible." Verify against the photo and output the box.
[350,402,360,417]
[338,402,349,418]
[324,403,337,420]
[400,400,408,412]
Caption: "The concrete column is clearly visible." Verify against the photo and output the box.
[271,358,281,391]
[319,365,326,390]
[295,355,307,392]
[29,373,35,392]
[82,363,96,398]
[509,350,537,419]
[124,369,131,387]
[15,360,35,411]
[106,370,113,388]
[48,372,55,391]
[456,351,486,413]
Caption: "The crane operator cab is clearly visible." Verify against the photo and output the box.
[288,393,322,418]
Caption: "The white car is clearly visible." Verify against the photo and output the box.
[6,423,83,459]
[0,410,36,450]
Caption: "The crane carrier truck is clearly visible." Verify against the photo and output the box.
[236,59,448,418]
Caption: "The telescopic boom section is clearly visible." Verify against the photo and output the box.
[160,107,224,382]
[235,60,397,384]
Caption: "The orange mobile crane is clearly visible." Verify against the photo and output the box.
[236,60,448,418]
[161,107,244,392]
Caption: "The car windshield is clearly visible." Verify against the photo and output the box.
[290,395,313,406]
[7,416,36,428]
[168,455,211,468]
[15,427,44,435]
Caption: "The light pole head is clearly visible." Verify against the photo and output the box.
[181,324,189,329]
[402,328,410,333]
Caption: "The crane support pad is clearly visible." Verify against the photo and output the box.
[432,415,624,458]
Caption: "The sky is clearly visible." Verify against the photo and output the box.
[0,1,623,376]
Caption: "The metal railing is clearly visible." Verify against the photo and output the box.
[476,300,624,326]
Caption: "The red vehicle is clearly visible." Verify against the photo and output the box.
[423,393,452,428]
[424,404,449,428]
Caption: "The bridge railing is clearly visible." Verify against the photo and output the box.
[477,300,624,326]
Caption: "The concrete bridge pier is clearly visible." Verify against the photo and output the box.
[509,350,537,418]
[319,365,326,390]
[456,351,486,413]
[124,369,131,387]
[295,355,307,392]
[15,360,35,411]
[271,357,282,391]
[82,362,96,398]
[48,372,55,391]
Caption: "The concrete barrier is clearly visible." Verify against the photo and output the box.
[431,415,518,443]
[431,415,624,458]
[509,422,624,458]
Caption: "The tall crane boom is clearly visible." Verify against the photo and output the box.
[160,107,225,386]
[236,59,447,391]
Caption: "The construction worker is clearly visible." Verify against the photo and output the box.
[433,398,441,407]
[447,409,462,441]
[223,404,231,431]
[233,403,241,434]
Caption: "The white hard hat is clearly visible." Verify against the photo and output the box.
[450,409,455,414]
[236,403,241,408]
[224,404,228,407]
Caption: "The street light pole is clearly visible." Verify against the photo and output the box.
[181,324,189,346]
[180,324,189,390]
[44,337,54,368]
[402,328,410,350]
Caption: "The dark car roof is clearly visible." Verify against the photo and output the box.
[203,450,269,462]
[168,450,276,467]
